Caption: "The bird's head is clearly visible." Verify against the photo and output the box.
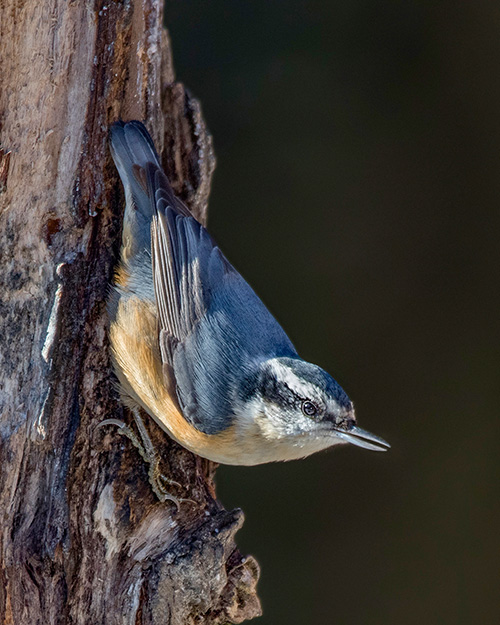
[239,357,389,461]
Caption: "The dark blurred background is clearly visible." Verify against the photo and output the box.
[166,2,500,624]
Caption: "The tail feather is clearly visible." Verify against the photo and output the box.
[110,120,161,170]
[110,121,164,262]
[110,120,161,213]
[110,121,196,261]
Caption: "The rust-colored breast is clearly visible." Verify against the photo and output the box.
[109,293,238,462]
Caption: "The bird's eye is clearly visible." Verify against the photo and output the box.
[302,400,318,417]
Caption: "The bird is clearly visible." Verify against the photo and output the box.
[105,120,389,502]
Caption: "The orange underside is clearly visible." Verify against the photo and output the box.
[109,292,238,462]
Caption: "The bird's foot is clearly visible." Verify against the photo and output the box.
[98,409,194,509]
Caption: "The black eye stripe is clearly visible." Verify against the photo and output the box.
[260,372,325,415]
[282,382,305,401]
[262,377,305,409]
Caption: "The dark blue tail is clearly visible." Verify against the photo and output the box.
[110,121,162,258]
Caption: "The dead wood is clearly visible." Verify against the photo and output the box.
[0,2,261,623]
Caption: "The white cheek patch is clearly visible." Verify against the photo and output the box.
[235,394,265,430]
[233,392,300,441]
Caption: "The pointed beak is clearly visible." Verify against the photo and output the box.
[333,425,390,452]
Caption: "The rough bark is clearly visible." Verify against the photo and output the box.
[0,2,261,623]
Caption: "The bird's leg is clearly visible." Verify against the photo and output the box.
[98,408,193,508]
[130,407,185,499]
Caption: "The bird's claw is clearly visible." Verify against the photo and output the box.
[98,411,194,509]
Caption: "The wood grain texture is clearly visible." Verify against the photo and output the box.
[0,1,260,623]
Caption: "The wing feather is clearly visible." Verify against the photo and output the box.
[147,164,224,354]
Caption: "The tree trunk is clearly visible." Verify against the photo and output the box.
[0,2,261,623]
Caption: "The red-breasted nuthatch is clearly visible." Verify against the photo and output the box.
[107,121,389,493]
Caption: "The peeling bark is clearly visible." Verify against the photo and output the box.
[0,2,261,623]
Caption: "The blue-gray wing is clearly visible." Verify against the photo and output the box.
[149,164,298,434]
[149,163,223,345]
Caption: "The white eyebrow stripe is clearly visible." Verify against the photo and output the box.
[267,359,321,401]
